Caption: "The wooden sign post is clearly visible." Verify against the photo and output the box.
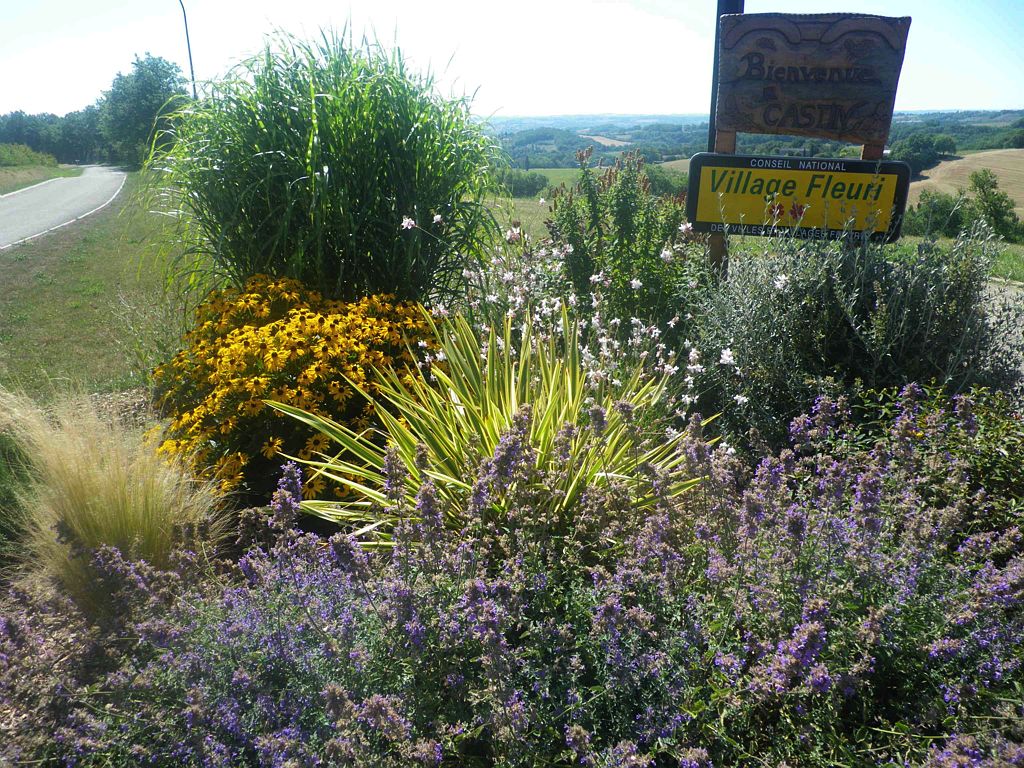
[704,12,912,267]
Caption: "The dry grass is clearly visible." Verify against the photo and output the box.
[578,133,631,147]
[0,388,226,614]
[909,149,1024,216]
[658,157,691,174]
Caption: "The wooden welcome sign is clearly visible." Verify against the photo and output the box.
[693,12,913,251]
[716,13,911,146]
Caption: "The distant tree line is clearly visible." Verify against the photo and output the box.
[0,54,186,168]
[498,110,1024,172]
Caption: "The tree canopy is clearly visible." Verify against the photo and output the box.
[99,54,186,166]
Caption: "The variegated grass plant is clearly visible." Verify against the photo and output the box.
[147,30,500,303]
[270,310,705,544]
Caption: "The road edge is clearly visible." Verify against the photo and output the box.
[0,176,63,199]
[0,171,127,251]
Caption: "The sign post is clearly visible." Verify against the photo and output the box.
[708,0,746,153]
[700,12,912,267]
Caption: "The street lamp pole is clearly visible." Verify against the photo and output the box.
[178,0,198,99]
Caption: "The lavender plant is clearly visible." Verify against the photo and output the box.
[10,388,1022,766]
[690,224,1023,445]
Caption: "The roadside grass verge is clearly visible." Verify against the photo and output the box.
[0,173,194,397]
[898,234,1024,282]
[993,240,1024,282]
[0,165,82,196]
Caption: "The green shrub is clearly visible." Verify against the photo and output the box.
[969,169,1024,243]
[150,31,500,302]
[0,143,57,167]
[497,168,549,197]
[643,163,687,197]
[547,150,690,331]
[903,174,1023,243]
[272,309,701,542]
[0,389,224,617]
[902,189,970,239]
[689,225,1023,445]
[153,275,436,503]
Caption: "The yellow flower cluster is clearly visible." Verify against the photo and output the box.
[153,274,434,500]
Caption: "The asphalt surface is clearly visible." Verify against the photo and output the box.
[0,166,127,249]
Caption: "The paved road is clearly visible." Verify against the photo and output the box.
[0,166,127,249]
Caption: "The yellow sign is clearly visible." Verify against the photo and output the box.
[686,153,911,242]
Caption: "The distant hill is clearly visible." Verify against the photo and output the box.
[487,110,1024,170]
[909,148,1024,216]
[482,113,707,134]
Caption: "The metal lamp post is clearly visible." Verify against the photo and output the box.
[178,0,198,99]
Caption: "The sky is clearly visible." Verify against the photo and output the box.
[0,0,1021,118]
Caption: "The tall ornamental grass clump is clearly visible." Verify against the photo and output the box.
[0,389,224,615]
[23,389,1024,766]
[150,31,499,301]
[272,309,701,543]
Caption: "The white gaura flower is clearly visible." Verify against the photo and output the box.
[630,278,643,290]
[734,394,749,405]
[660,248,673,263]
[678,221,694,235]
[433,214,444,224]
[401,216,416,230]
[774,273,790,290]
[720,348,736,366]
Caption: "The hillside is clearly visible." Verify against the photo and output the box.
[908,148,1024,216]
[658,158,691,174]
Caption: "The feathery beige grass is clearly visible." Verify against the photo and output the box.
[0,388,225,611]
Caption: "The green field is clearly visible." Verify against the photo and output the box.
[0,174,190,396]
[0,164,82,195]
[529,167,585,189]
[491,195,552,241]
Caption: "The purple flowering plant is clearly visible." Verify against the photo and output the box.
[5,385,1023,766]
